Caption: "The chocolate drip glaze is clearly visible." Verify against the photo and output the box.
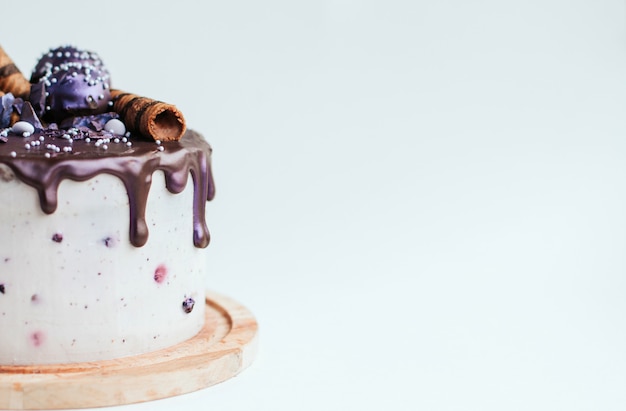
[0,130,215,248]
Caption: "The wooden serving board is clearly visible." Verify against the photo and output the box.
[0,291,258,410]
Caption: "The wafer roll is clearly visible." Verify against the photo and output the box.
[0,46,30,99]
[110,89,186,141]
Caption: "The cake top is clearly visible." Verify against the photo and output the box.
[0,45,186,141]
[0,45,214,248]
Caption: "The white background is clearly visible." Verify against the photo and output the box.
[2,0,626,410]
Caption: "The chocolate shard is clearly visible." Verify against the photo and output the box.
[20,101,43,130]
[28,81,46,118]
[59,113,119,131]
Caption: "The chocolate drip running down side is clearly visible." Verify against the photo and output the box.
[0,130,215,248]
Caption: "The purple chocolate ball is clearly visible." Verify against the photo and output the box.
[31,46,111,122]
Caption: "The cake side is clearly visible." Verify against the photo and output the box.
[0,45,216,366]
[0,130,214,365]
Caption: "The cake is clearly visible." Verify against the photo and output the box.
[0,45,215,365]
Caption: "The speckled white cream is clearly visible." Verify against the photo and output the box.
[0,166,206,365]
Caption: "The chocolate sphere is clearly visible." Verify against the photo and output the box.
[31,46,111,123]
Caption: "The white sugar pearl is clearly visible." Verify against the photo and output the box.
[104,119,126,136]
[11,121,35,136]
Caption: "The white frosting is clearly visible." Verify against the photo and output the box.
[0,169,206,365]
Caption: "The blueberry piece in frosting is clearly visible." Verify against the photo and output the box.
[182,298,195,314]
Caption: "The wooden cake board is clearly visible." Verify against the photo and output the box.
[0,291,259,410]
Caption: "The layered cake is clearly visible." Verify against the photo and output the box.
[0,45,215,365]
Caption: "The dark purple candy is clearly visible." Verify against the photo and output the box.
[0,284,4,294]
[31,46,112,123]
[20,102,43,130]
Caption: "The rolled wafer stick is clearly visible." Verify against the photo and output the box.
[0,46,30,99]
[110,89,186,141]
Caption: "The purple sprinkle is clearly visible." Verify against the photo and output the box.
[52,233,63,243]
[182,298,195,314]
[0,284,4,294]
[103,236,115,247]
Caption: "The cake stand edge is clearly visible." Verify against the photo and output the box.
[0,291,259,410]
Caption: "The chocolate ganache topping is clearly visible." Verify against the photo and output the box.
[0,130,215,248]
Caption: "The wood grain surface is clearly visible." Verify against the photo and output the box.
[0,291,258,409]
